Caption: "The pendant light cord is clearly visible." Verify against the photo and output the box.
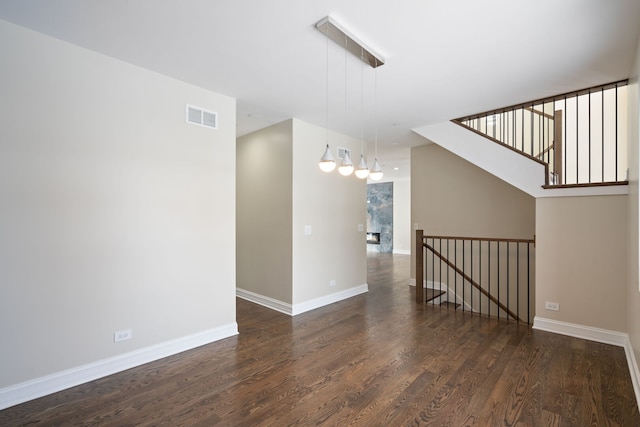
[374,60,378,159]
[325,24,329,144]
[344,35,348,135]
[360,47,364,156]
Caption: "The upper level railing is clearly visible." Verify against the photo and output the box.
[453,81,629,187]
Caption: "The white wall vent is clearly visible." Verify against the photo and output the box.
[186,105,217,129]
[337,146,351,159]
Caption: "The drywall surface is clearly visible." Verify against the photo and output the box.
[0,20,236,389]
[237,121,293,303]
[536,195,627,332]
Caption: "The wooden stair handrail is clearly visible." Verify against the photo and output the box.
[424,235,535,245]
[423,242,522,323]
[455,79,628,122]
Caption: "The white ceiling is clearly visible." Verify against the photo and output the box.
[1,0,639,180]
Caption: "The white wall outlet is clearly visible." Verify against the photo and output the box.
[414,223,419,230]
[544,301,560,311]
[304,225,312,235]
[114,329,132,342]
[358,224,364,232]
[329,280,336,287]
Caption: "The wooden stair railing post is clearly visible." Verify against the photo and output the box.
[416,229,424,303]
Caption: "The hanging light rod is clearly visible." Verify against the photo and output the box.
[315,16,385,69]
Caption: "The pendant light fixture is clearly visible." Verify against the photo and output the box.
[318,18,336,173]
[355,154,369,178]
[369,159,383,181]
[319,144,336,172]
[315,16,385,180]
[338,150,354,176]
[369,59,384,181]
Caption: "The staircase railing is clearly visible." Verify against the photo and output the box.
[415,230,535,324]
[453,80,629,187]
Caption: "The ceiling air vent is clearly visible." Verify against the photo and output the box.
[186,105,217,129]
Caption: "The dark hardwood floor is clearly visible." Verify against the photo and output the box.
[2,253,638,426]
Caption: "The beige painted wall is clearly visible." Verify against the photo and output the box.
[392,178,411,254]
[236,119,367,308]
[292,119,367,304]
[536,195,627,332]
[627,33,640,363]
[236,121,293,303]
[410,144,536,277]
[0,20,237,388]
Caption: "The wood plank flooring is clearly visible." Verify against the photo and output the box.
[1,253,638,426]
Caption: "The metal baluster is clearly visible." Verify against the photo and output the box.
[517,242,520,322]
[564,95,567,185]
[479,240,482,317]
[576,95,579,184]
[521,107,525,153]
[488,241,491,319]
[587,90,591,182]
[446,239,450,305]
[497,241,501,320]
[462,240,465,313]
[527,242,531,324]
[469,240,473,312]
[553,99,556,181]
[439,238,442,304]
[455,239,457,310]
[431,237,435,299]
[506,242,510,321]
[513,108,516,149]
[615,83,618,180]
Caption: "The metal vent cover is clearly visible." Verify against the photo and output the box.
[337,146,351,159]
[186,105,217,129]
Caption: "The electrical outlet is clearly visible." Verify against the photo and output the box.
[304,225,312,235]
[544,301,560,311]
[329,280,336,287]
[114,329,132,342]
[358,224,364,232]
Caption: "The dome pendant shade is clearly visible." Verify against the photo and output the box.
[355,154,369,179]
[338,151,354,176]
[369,158,383,181]
[319,144,336,172]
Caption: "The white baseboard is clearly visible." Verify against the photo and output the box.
[533,316,640,408]
[0,323,238,411]
[623,338,640,411]
[393,249,411,255]
[292,284,368,315]
[237,285,369,316]
[236,288,293,315]
[533,317,628,346]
